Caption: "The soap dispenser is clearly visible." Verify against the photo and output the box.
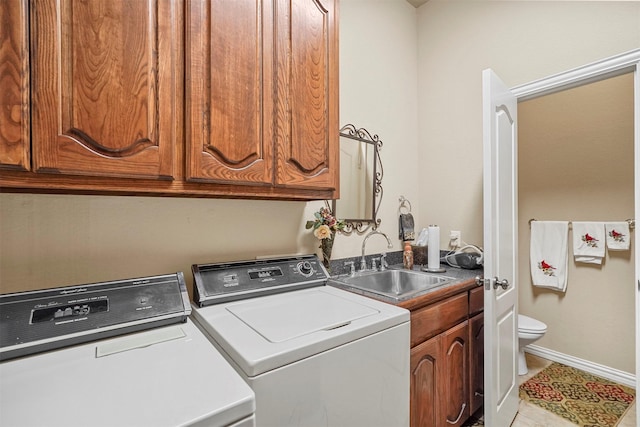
[403,242,414,270]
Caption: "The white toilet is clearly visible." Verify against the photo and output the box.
[518,314,547,375]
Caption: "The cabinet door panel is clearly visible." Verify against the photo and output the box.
[441,321,470,427]
[275,0,338,190]
[0,0,30,171]
[32,0,178,179]
[186,0,274,184]
[470,313,485,415]
[410,336,439,427]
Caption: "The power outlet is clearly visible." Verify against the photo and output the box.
[449,230,461,249]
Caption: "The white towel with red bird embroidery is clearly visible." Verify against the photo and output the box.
[605,222,630,251]
[572,222,605,264]
[530,221,569,292]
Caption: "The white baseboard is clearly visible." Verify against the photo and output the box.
[525,344,636,388]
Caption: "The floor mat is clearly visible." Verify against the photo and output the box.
[519,362,635,427]
[462,411,484,426]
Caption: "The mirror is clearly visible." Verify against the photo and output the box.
[333,124,383,234]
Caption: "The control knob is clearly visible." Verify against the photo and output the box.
[297,261,314,277]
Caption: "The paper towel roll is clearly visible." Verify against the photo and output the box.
[428,225,440,270]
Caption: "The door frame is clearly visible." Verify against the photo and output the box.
[509,48,640,393]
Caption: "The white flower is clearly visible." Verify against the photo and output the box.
[314,224,332,240]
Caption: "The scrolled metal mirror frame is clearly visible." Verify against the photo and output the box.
[333,124,383,234]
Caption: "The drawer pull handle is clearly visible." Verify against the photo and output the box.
[446,403,466,425]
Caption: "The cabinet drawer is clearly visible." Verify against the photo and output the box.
[469,286,484,316]
[410,293,468,347]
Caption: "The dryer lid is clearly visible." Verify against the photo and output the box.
[0,321,255,427]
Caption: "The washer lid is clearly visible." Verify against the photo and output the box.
[191,286,410,377]
[227,289,379,343]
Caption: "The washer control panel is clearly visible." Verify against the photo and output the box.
[193,255,329,306]
[296,261,315,277]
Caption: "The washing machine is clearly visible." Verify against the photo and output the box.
[190,255,410,427]
[0,272,255,427]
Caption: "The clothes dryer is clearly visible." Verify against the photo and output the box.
[0,273,255,427]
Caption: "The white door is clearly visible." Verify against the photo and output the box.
[482,68,520,426]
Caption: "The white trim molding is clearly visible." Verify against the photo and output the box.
[512,48,640,101]
[525,344,636,388]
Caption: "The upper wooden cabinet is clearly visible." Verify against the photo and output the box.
[186,0,275,185]
[0,0,30,171]
[273,0,338,191]
[1,0,338,200]
[31,0,180,179]
[186,0,338,192]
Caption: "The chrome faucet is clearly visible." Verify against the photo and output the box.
[360,230,393,271]
[380,252,388,271]
[344,260,356,276]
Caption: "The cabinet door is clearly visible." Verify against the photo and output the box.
[410,335,439,427]
[186,0,274,185]
[274,0,338,191]
[31,0,180,179]
[441,320,470,427]
[469,313,485,415]
[0,0,30,171]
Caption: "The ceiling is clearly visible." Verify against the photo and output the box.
[406,0,429,8]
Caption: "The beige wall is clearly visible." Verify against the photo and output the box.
[0,0,419,295]
[334,0,421,259]
[0,195,313,293]
[518,73,635,373]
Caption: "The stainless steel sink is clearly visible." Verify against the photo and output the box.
[327,269,454,302]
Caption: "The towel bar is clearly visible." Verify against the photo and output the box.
[398,196,412,215]
[528,218,635,231]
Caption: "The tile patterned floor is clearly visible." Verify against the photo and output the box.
[511,353,636,427]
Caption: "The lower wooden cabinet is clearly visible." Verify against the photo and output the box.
[411,321,469,427]
[409,286,483,427]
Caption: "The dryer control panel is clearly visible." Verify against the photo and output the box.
[0,273,190,361]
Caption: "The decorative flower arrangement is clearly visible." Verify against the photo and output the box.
[306,207,345,238]
[305,206,345,269]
